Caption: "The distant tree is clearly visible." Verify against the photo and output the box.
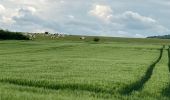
[147,34,170,39]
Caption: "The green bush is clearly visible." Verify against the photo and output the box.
[93,37,100,42]
[0,30,29,40]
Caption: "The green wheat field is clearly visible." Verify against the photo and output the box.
[1,36,170,100]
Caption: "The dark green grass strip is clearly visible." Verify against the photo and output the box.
[120,46,164,95]
[162,85,170,97]
[162,46,170,97]
[0,78,114,95]
[167,46,170,72]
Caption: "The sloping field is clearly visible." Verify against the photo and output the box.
[0,39,170,100]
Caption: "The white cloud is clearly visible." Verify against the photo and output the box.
[1,16,15,24]
[68,15,75,19]
[89,5,113,22]
[0,4,16,24]
[123,11,156,23]
[19,6,36,14]
[0,4,5,13]
[135,34,145,38]
[16,6,37,18]
[88,4,168,35]
[108,10,168,34]
[120,11,168,33]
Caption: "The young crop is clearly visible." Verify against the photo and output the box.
[1,40,170,100]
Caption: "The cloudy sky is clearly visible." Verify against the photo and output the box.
[0,0,170,38]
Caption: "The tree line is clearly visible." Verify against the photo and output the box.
[0,29,29,40]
